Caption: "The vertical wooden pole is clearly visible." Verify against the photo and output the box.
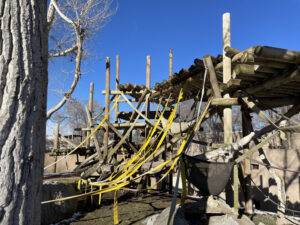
[115,55,120,123]
[223,13,232,145]
[145,56,151,137]
[104,57,110,158]
[53,123,60,152]
[223,12,236,211]
[86,82,94,148]
[242,109,253,214]
[53,123,60,173]
[169,50,173,79]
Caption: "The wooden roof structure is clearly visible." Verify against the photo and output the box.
[119,45,300,109]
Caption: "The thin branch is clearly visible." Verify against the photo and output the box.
[48,45,78,58]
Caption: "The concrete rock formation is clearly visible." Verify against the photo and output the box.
[41,181,78,225]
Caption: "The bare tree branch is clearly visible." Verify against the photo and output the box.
[47,0,59,31]
[50,0,75,26]
[48,44,78,58]
[47,0,116,119]
[47,29,83,119]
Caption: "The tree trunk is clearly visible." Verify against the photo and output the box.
[0,1,48,225]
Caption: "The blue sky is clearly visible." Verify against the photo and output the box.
[47,0,300,132]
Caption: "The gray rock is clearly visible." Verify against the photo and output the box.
[142,214,159,225]
[143,197,255,225]
[41,181,78,225]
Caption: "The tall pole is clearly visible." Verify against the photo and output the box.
[223,13,232,145]
[115,55,120,123]
[86,82,94,148]
[169,50,173,79]
[145,55,151,137]
[223,12,237,211]
[104,57,110,158]
[242,109,253,214]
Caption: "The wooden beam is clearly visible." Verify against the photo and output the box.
[53,123,60,152]
[241,108,253,215]
[169,50,173,79]
[118,110,171,121]
[86,107,102,159]
[203,55,222,98]
[223,12,236,211]
[86,82,94,148]
[222,12,233,147]
[224,46,241,57]
[105,120,138,153]
[104,57,110,158]
[115,55,120,123]
[254,45,300,64]
[120,92,163,131]
[211,97,239,106]
[60,135,77,148]
[245,66,300,95]
[82,103,146,179]
[146,55,151,137]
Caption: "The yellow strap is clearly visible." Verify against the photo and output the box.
[120,147,126,162]
[44,95,121,170]
[91,185,94,204]
[112,94,172,181]
[116,91,182,182]
[77,180,81,191]
[114,191,119,224]
[180,161,187,205]
[98,185,102,205]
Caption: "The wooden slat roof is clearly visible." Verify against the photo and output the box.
[119,46,300,109]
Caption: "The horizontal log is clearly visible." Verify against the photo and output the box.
[253,65,281,74]
[102,90,145,95]
[245,66,300,94]
[254,46,300,64]
[112,99,138,103]
[256,97,300,109]
[211,98,239,106]
[111,122,146,129]
[118,111,171,120]
[224,46,241,57]
[253,59,293,69]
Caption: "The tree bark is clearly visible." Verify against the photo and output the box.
[0,1,48,224]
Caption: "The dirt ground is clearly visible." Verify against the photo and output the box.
[55,191,299,225]
[70,192,184,225]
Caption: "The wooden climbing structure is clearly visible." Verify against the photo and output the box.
[44,12,300,223]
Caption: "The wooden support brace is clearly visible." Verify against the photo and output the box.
[60,135,77,148]
[86,107,102,159]
[105,120,138,153]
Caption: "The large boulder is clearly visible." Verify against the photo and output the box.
[41,181,78,225]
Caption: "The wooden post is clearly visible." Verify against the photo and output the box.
[86,82,94,148]
[145,55,151,137]
[242,109,253,214]
[169,50,173,79]
[223,12,236,211]
[115,55,120,123]
[223,13,232,145]
[53,123,59,173]
[53,123,60,152]
[104,57,110,158]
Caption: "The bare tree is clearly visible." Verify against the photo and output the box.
[52,98,102,132]
[46,0,117,119]
[0,1,48,224]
